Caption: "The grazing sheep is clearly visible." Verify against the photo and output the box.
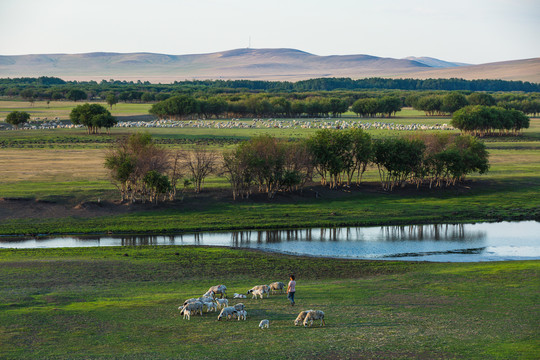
[178,301,204,318]
[259,319,269,329]
[183,296,214,307]
[208,285,227,298]
[202,290,216,299]
[236,310,247,321]
[217,306,237,321]
[249,289,264,299]
[233,303,245,311]
[294,310,314,326]
[269,281,285,294]
[233,293,247,299]
[247,285,270,298]
[303,310,325,327]
[181,308,193,320]
[216,298,229,309]
[203,301,218,312]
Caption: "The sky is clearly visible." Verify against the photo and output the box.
[0,0,538,64]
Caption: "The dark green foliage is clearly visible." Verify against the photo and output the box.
[149,95,200,119]
[69,103,117,134]
[468,92,496,106]
[105,93,118,109]
[414,95,444,116]
[452,105,530,136]
[5,111,30,129]
[374,137,426,191]
[66,89,87,101]
[441,92,469,113]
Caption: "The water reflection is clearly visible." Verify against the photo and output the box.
[1,221,539,262]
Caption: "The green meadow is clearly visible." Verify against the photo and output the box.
[0,100,539,236]
[0,247,538,360]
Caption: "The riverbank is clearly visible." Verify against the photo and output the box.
[1,179,539,236]
[0,246,538,359]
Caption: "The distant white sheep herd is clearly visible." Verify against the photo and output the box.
[177,282,325,329]
[1,118,455,132]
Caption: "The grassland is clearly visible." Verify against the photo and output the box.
[0,246,538,359]
[0,101,539,236]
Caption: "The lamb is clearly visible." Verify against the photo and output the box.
[207,285,227,298]
[259,319,269,329]
[216,298,229,309]
[247,285,269,298]
[249,289,264,299]
[183,296,214,307]
[178,301,204,318]
[233,303,245,311]
[294,310,314,326]
[217,306,237,321]
[236,310,247,321]
[181,308,193,320]
[269,281,285,294]
[202,290,216,299]
[303,310,325,327]
[203,301,218,312]
[233,293,247,299]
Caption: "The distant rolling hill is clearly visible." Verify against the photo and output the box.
[0,48,538,83]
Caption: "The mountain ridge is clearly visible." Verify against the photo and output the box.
[0,48,538,83]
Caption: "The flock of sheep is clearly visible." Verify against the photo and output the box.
[1,117,454,132]
[177,283,325,329]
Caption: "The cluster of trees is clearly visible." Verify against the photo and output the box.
[409,92,539,117]
[70,104,117,134]
[302,130,488,191]
[149,94,351,119]
[451,105,530,136]
[2,76,539,94]
[351,97,402,117]
[223,136,313,199]
[105,133,218,203]
[105,131,490,203]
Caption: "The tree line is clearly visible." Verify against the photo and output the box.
[149,94,352,119]
[1,76,539,93]
[105,131,489,203]
[408,92,539,116]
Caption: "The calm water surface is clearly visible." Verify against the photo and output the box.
[2,221,539,262]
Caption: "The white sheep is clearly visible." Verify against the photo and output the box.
[178,301,203,318]
[233,303,245,311]
[202,290,216,299]
[294,310,314,326]
[249,289,264,299]
[216,298,229,309]
[203,301,218,312]
[217,306,237,321]
[259,319,269,329]
[303,310,325,327]
[247,285,270,298]
[236,310,247,321]
[269,282,285,294]
[233,293,247,299]
[181,308,193,320]
[208,285,227,298]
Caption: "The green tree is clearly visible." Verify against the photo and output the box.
[70,103,117,134]
[66,89,87,102]
[442,93,469,114]
[5,111,31,129]
[106,93,118,110]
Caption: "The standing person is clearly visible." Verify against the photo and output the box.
[287,274,296,306]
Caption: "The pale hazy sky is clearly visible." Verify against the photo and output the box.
[0,0,538,64]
